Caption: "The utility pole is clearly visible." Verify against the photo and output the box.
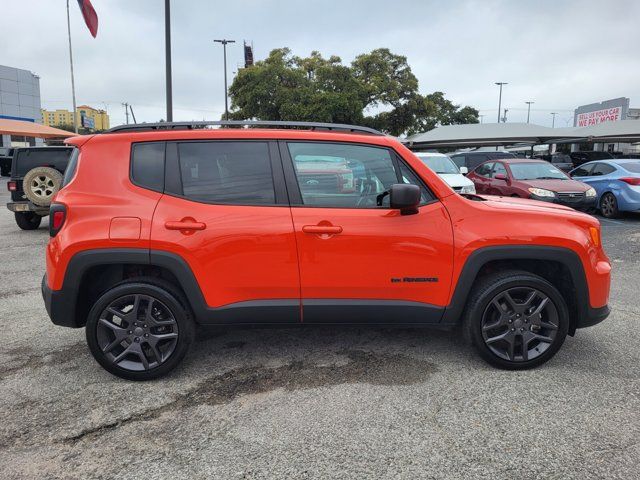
[214,39,236,120]
[495,82,507,123]
[525,101,534,123]
[164,0,173,122]
[122,103,130,124]
[129,105,137,124]
[551,112,558,128]
[66,0,78,133]
[503,108,509,123]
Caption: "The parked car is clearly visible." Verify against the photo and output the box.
[42,121,610,380]
[413,152,475,194]
[466,158,597,211]
[0,147,15,177]
[450,151,516,172]
[569,159,640,218]
[6,146,74,230]
[569,150,614,167]
[537,153,573,172]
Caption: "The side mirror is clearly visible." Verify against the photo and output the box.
[390,183,421,215]
[494,173,508,181]
[460,166,468,174]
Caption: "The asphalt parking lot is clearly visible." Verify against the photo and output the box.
[0,177,638,479]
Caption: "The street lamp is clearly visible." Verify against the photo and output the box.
[525,101,534,123]
[551,112,558,128]
[495,82,508,123]
[214,38,236,120]
[503,108,509,123]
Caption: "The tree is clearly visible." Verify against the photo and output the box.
[227,47,478,136]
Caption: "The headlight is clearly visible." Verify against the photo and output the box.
[528,187,555,198]
[460,184,476,194]
[585,187,596,198]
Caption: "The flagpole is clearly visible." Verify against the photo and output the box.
[66,0,78,133]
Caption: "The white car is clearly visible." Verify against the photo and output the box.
[414,152,476,194]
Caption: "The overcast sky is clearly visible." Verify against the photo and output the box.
[3,0,640,128]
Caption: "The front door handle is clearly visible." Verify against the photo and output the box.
[165,220,206,231]
[302,225,343,234]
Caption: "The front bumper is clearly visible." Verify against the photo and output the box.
[577,304,611,330]
[7,201,49,215]
[41,275,79,328]
[529,194,596,212]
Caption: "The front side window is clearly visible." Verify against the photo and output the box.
[451,155,466,168]
[474,162,494,177]
[492,162,508,177]
[571,163,594,177]
[178,141,275,205]
[288,142,429,208]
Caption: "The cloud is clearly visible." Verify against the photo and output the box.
[2,0,639,128]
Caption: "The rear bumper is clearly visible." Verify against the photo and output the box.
[7,201,49,215]
[41,275,79,328]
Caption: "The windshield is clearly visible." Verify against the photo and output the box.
[620,162,640,173]
[417,155,460,174]
[509,162,567,180]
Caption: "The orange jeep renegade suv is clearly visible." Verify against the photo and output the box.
[42,121,611,380]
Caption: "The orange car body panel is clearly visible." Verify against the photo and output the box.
[47,129,610,315]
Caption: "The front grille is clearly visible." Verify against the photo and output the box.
[557,192,585,202]
[452,186,463,193]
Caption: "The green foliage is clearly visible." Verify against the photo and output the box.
[228,47,478,136]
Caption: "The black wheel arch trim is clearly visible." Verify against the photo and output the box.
[440,245,609,333]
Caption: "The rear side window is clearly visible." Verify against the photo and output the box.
[591,163,616,176]
[131,142,165,192]
[178,141,275,205]
[61,148,79,187]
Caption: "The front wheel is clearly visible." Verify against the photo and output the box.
[599,192,620,218]
[15,212,42,230]
[85,279,195,380]
[463,271,569,369]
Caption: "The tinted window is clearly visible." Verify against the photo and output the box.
[288,142,421,208]
[14,148,72,176]
[475,162,494,177]
[492,162,507,177]
[620,162,640,173]
[571,164,594,177]
[62,148,79,187]
[451,155,466,168]
[591,163,616,176]
[467,154,488,170]
[131,142,165,192]
[178,141,275,205]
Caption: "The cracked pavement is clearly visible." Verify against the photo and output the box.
[0,178,639,479]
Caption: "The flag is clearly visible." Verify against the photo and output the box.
[76,0,98,38]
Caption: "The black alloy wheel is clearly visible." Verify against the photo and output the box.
[86,280,194,380]
[600,192,620,218]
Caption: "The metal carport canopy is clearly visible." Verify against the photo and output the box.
[405,120,640,148]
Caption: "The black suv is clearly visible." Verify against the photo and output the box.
[6,146,74,230]
[569,151,614,167]
[450,151,516,172]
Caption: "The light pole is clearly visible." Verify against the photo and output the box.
[503,108,509,123]
[525,101,534,123]
[551,112,558,128]
[214,39,236,120]
[164,0,172,122]
[495,82,507,123]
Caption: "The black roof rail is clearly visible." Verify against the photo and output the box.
[104,120,384,136]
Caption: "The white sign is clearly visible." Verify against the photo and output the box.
[577,107,622,127]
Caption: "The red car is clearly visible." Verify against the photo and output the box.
[42,121,610,379]
[467,158,597,211]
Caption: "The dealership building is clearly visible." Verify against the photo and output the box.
[0,64,43,147]
[572,97,640,154]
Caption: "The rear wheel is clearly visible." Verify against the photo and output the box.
[85,279,195,380]
[599,192,620,218]
[14,212,42,230]
[463,271,569,369]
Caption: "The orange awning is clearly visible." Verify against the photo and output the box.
[0,119,75,139]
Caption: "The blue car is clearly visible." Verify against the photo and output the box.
[570,159,640,218]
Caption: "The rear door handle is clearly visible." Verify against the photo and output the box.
[165,220,206,231]
[302,225,343,234]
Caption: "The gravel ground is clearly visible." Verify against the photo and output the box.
[0,177,638,479]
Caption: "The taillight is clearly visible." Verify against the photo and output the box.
[49,203,66,237]
[7,181,17,191]
[619,177,640,186]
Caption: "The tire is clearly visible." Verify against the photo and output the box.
[599,192,620,219]
[85,278,195,380]
[14,212,42,230]
[22,166,63,207]
[463,270,569,370]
